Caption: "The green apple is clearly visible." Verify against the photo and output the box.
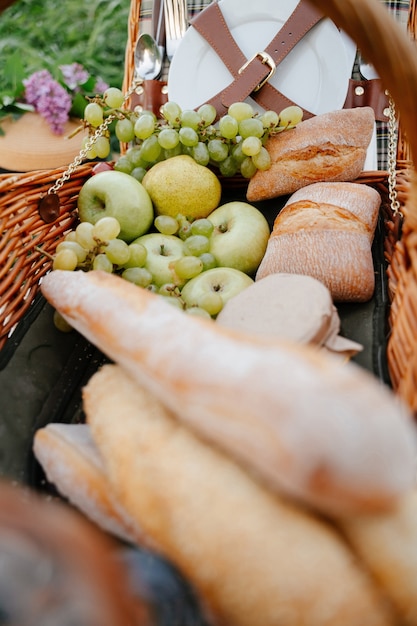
[208,201,270,275]
[180,267,253,314]
[77,170,154,243]
[133,232,185,287]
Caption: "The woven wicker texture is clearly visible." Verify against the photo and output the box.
[0,163,94,350]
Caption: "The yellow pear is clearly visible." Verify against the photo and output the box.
[142,155,222,219]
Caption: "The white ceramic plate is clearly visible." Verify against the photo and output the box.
[168,0,357,115]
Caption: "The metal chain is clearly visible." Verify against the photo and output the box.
[387,92,402,217]
[47,82,141,195]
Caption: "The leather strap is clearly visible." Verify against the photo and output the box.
[190,0,324,118]
[343,78,389,122]
[130,80,168,117]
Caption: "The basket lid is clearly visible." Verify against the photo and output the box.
[0,111,87,172]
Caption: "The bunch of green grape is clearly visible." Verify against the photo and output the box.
[82,86,303,180]
[52,213,236,322]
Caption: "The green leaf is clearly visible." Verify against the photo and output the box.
[4,52,26,97]
[69,91,88,119]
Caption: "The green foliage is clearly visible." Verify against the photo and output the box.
[0,0,131,91]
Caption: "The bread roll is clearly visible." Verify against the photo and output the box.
[40,270,417,517]
[246,107,375,201]
[256,182,381,302]
[84,363,397,626]
[216,273,363,357]
[33,423,142,545]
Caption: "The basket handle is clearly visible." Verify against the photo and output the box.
[308,0,417,165]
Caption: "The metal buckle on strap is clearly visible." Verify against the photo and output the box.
[238,52,276,91]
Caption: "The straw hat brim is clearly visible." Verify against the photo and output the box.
[0,112,88,172]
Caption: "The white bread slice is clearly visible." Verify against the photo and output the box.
[216,273,363,357]
[246,107,375,201]
[84,363,397,626]
[40,270,417,517]
[33,422,142,545]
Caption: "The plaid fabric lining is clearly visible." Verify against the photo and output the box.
[138,0,410,169]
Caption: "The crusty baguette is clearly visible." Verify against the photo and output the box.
[256,182,381,302]
[338,490,417,625]
[33,423,142,545]
[84,363,397,626]
[40,270,417,517]
[216,273,363,357]
[246,107,375,201]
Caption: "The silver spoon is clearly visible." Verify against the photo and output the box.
[134,33,163,82]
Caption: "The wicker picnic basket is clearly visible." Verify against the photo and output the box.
[1,0,417,418]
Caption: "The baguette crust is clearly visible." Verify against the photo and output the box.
[246,108,375,201]
[339,490,417,624]
[84,363,397,626]
[33,423,142,544]
[40,270,417,517]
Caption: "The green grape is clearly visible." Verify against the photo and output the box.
[278,105,303,128]
[53,249,78,271]
[140,135,162,162]
[92,216,121,241]
[56,241,88,263]
[240,156,257,178]
[161,101,182,124]
[251,146,272,170]
[183,234,210,256]
[230,141,246,165]
[181,145,193,157]
[146,284,159,294]
[84,102,104,127]
[192,142,210,166]
[219,156,239,177]
[197,103,217,127]
[163,145,183,160]
[197,291,223,317]
[219,114,239,139]
[159,282,180,297]
[122,267,153,287]
[174,256,203,280]
[103,87,125,109]
[75,222,96,249]
[82,137,97,160]
[134,114,155,140]
[104,238,131,265]
[114,155,133,174]
[94,135,111,159]
[260,110,279,128]
[190,218,214,238]
[93,253,113,272]
[125,147,147,169]
[186,306,212,319]
[158,128,180,150]
[154,215,179,236]
[228,101,254,122]
[180,109,201,130]
[64,231,77,242]
[123,242,147,268]
[178,221,193,240]
[238,117,264,139]
[207,138,229,162]
[115,118,135,143]
[53,310,73,333]
[179,126,199,147]
[131,167,147,182]
[241,136,262,156]
[199,252,217,271]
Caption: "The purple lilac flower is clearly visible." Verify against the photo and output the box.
[59,63,89,91]
[94,77,110,94]
[23,70,72,134]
